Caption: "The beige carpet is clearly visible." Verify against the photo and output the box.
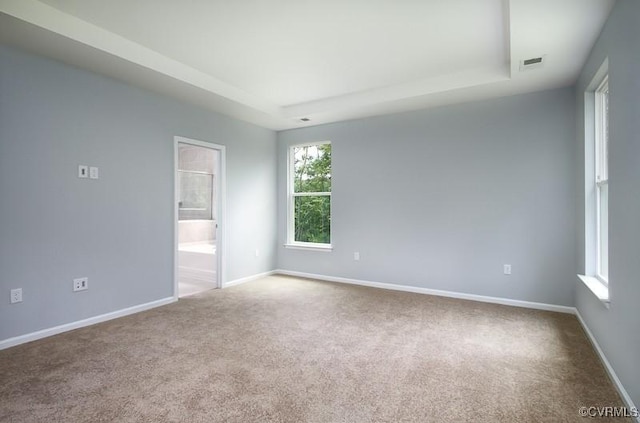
[0,275,629,422]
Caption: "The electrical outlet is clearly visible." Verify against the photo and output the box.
[78,165,89,178]
[10,288,23,304]
[354,252,360,261]
[73,277,88,292]
[503,264,512,275]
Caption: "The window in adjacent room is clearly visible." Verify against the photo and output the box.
[287,142,332,249]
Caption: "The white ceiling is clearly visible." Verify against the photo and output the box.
[0,0,615,130]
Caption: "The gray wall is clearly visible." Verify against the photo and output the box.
[277,88,577,306]
[574,0,640,407]
[0,46,277,341]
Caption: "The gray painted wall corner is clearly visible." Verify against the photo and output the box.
[0,45,278,342]
[277,88,577,307]
[574,0,640,408]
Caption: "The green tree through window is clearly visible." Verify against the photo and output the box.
[291,143,331,244]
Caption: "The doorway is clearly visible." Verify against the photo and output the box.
[174,136,225,298]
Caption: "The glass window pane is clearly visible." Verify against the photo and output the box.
[598,183,608,281]
[294,195,331,244]
[602,83,609,180]
[178,144,215,174]
[596,80,609,182]
[293,144,331,193]
[179,172,213,220]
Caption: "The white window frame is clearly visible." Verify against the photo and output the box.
[578,59,610,306]
[594,76,609,286]
[285,141,332,251]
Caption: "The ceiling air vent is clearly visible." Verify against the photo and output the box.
[519,55,546,71]
[523,57,542,66]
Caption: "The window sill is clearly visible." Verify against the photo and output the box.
[284,243,333,252]
[578,274,610,308]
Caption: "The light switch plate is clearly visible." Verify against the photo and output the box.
[78,165,89,178]
[89,166,99,179]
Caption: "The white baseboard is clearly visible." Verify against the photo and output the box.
[275,269,576,314]
[575,310,638,421]
[0,296,176,351]
[224,270,276,288]
[0,269,276,349]
[2,268,634,419]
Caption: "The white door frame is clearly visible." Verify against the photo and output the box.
[173,136,227,299]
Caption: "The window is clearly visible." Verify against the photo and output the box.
[177,143,216,221]
[287,142,331,249]
[579,60,610,305]
[594,76,609,285]
[178,171,214,220]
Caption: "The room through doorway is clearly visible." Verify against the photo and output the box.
[175,139,222,297]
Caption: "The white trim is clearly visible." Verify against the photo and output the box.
[594,76,609,284]
[292,191,332,197]
[174,140,179,299]
[174,136,227,298]
[0,297,176,350]
[575,311,639,422]
[586,58,609,92]
[284,243,333,252]
[577,274,610,307]
[275,269,575,314]
[287,144,294,242]
[287,141,332,246]
[584,58,609,285]
[223,270,276,288]
[289,140,332,148]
